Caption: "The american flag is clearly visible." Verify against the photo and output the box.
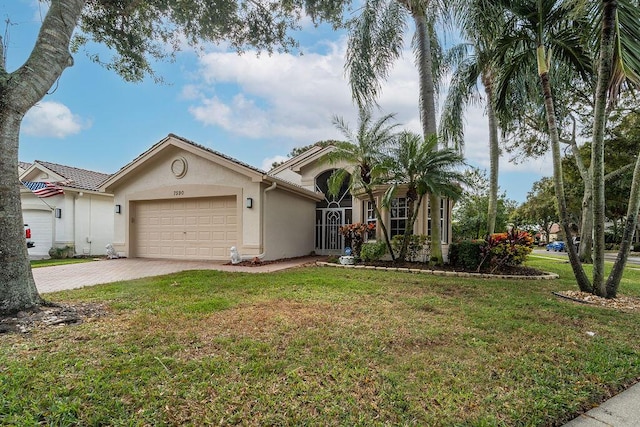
[22,181,65,198]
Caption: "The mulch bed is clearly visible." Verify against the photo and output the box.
[0,302,109,334]
[359,260,546,276]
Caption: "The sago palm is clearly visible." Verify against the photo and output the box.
[383,132,466,262]
[323,108,400,260]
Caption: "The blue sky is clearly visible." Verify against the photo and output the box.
[4,0,549,203]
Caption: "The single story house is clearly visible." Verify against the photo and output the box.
[100,134,453,261]
[20,161,114,258]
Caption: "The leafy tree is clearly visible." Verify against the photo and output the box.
[0,0,349,314]
[511,178,558,246]
[324,109,400,260]
[383,132,466,261]
[453,168,516,240]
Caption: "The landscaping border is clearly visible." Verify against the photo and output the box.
[315,261,559,280]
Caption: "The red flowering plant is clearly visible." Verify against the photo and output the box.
[477,228,534,273]
[339,222,375,257]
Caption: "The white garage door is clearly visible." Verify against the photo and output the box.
[24,209,53,257]
[134,197,237,260]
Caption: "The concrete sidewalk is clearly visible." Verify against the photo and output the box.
[562,382,640,427]
[33,257,321,294]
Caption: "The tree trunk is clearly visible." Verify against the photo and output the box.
[579,189,594,263]
[537,46,592,293]
[413,12,443,264]
[605,152,640,297]
[484,73,499,235]
[591,0,617,295]
[368,190,395,261]
[0,0,85,314]
[0,111,43,313]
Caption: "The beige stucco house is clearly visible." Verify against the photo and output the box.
[100,134,453,261]
[100,134,323,261]
[20,161,114,258]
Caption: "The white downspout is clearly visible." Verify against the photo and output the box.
[234,180,276,262]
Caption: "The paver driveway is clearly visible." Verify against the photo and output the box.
[33,257,320,294]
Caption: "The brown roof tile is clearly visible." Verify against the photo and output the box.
[34,161,111,191]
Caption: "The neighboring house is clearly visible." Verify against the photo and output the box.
[20,161,114,258]
[270,144,454,256]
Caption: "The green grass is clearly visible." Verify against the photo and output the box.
[2,258,640,426]
[30,258,94,268]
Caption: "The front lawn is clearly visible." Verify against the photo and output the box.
[2,257,640,425]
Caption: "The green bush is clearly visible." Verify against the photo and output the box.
[48,245,75,259]
[450,230,533,272]
[359,241,387,262]
[449,240,483,270]
[391,235,429,262]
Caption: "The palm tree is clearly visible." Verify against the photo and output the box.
[490,0,594,293]
[383,132,466,262]
[345,0,450,263]
[441,0,506,235]
[323,109,400,260]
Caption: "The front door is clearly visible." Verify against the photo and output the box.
[314,170,352,255]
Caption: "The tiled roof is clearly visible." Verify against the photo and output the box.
[19,161,32,171]
[34,161,112,191]
[105,134,314,194]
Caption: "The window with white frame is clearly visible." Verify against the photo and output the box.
[390,197,408,237]
[440,198,448,243]
[427,197,449,243]
[365,200,377,240]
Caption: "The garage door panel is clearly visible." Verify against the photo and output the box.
[135,196,237,260]
[24,210,53,257]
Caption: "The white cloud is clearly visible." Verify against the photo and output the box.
[22,101,90,138]
[261,155,289,171]
[186,34,547,188]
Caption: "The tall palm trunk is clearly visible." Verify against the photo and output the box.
[579,189,594,263]
[591,0,617,295]
[413,11,443,263]
[483,71,499,235]
[367,189,396,261]
[606,153,640,297]
[537,46,593,293]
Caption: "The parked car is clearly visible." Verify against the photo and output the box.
[546,240,565,252]
[25,224,35,248]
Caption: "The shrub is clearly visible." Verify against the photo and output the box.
[391,235,429,262]
[449,240,483,270]
[478,229,533,273]
[449,229,533,273]
[48,245,75,259]
[339,223,375,257]
[359,241,387,262]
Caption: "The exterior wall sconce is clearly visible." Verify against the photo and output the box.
[115,204,122,214]
[246,198,253,208]
[55,208,62,219]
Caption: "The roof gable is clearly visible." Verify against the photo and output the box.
[100,134,267,190]
[270,145,336,175]
[20,161,111,192]
[99,134,322,201]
